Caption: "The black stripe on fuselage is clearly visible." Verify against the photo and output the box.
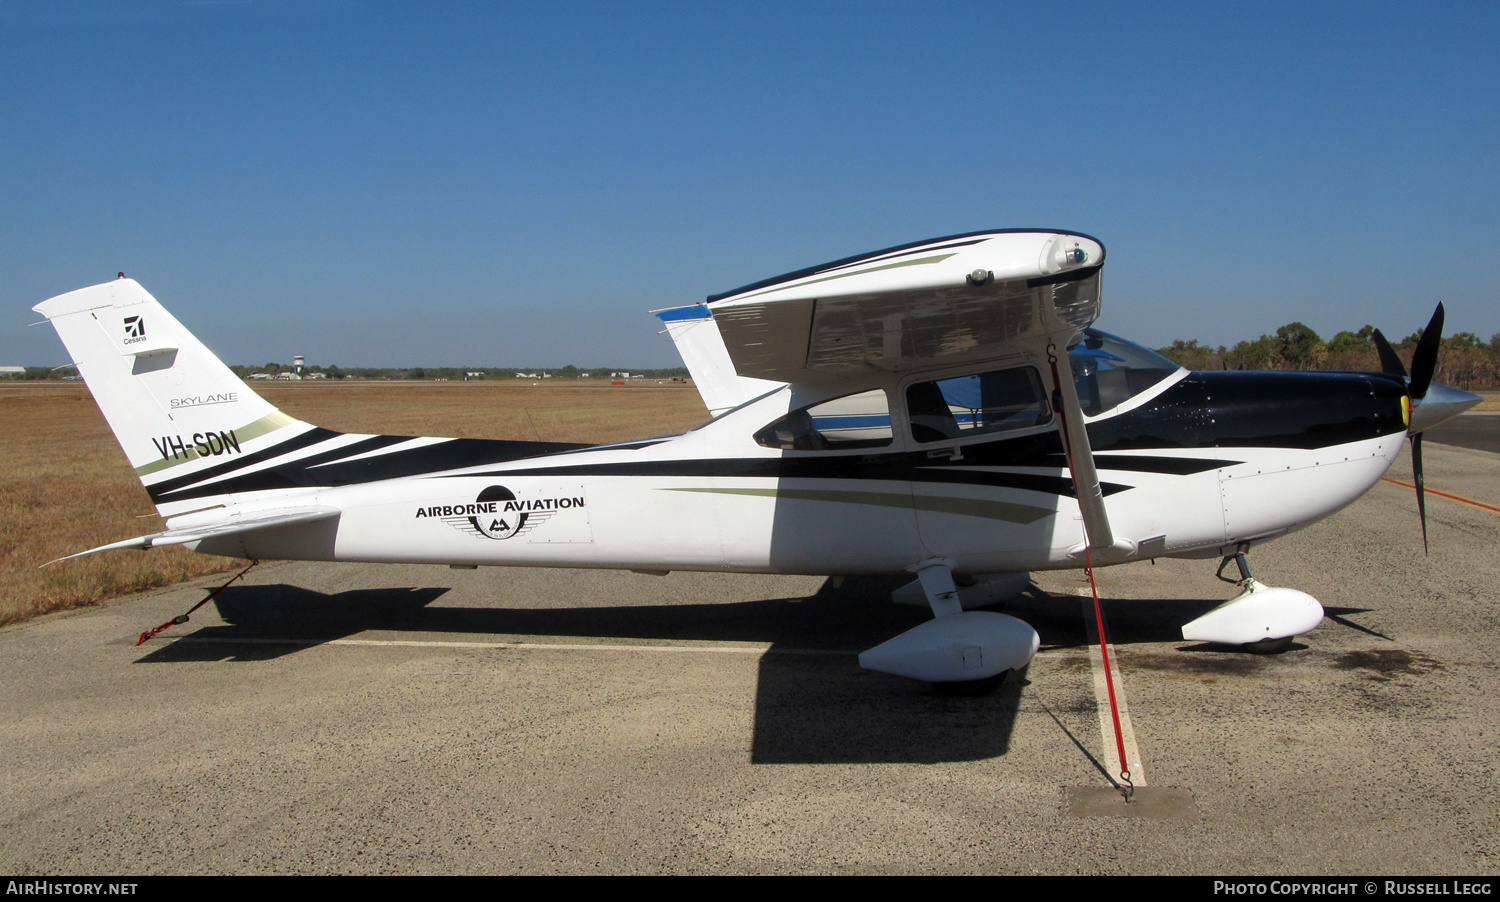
[1202,371,1408,449]
[147,369,1405,503]
[1088,454,1240,475]
[440,439,1237,495]
[1084,370,1408,453]
[447,454,1128,498]
[437,370,1402,492]
[445,431,1137,498]
[147,426,349,499]
[148,433,587,503]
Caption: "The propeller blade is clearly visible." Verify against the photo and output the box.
[1408,303,1445,400]
[1412,432,1428,556]
[1371,328,1407,378]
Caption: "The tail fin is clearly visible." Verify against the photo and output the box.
[652,304,782,416]
[33,278,314,515]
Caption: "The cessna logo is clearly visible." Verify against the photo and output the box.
[123,315,147,345]
[416,485,584,540]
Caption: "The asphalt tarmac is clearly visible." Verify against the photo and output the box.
[1427,411,1500,454]
[2,433,1497,875]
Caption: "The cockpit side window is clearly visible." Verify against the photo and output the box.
[905,366,1051,443]
[753,389,892,451]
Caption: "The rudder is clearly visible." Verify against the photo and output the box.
[33,278,313,515]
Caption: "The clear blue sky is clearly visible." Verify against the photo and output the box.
[4,1,1496,368]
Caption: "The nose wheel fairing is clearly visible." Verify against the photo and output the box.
[1181,578,1325,647]
[1180,553,1325,648]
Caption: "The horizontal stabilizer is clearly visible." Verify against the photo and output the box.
[47,507,340,564]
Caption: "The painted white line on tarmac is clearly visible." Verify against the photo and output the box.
[170,635,814,655]
[1075,592,1147,786]
[166,634,1077,659]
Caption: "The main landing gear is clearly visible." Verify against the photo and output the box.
[858,559,1040,695]
[1180,551,1325,652]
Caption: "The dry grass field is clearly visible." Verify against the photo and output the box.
[0,380,707,627]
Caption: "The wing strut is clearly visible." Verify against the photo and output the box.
[1046,344,1113,550]
[1047,342,1133,799]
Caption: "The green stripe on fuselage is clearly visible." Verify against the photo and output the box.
[663,486,1052,524]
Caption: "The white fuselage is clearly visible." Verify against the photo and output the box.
[197,367,1408,578]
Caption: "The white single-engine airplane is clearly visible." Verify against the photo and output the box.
[34,230,1481,692]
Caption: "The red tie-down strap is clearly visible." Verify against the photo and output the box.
[136,560,258,646]
[1047,345,1133,797]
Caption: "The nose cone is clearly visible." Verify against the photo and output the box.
[1409,382,1484,434]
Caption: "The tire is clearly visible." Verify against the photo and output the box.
[933,670,1009,697]
[1241,636,1294,654]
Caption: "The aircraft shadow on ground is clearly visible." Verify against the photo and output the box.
[750,576,1026,765]
[1009,586,1228,650]
[131,576,1270,765]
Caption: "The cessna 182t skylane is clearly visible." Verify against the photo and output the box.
[34,230,1480,692]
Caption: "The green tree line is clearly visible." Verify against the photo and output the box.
[1157,323,1500,391]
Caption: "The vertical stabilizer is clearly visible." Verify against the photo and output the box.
[653,304,782,416]
[33,278,315,514]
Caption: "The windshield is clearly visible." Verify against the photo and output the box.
[1070,329,1181,416]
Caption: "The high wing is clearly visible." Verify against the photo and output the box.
[699,229,1116,551]
[704,230,1105,382]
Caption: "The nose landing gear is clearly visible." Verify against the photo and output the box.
[1180,552,1325,651]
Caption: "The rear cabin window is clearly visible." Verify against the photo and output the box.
[906,367,1050,443]
[754,389,892,451]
